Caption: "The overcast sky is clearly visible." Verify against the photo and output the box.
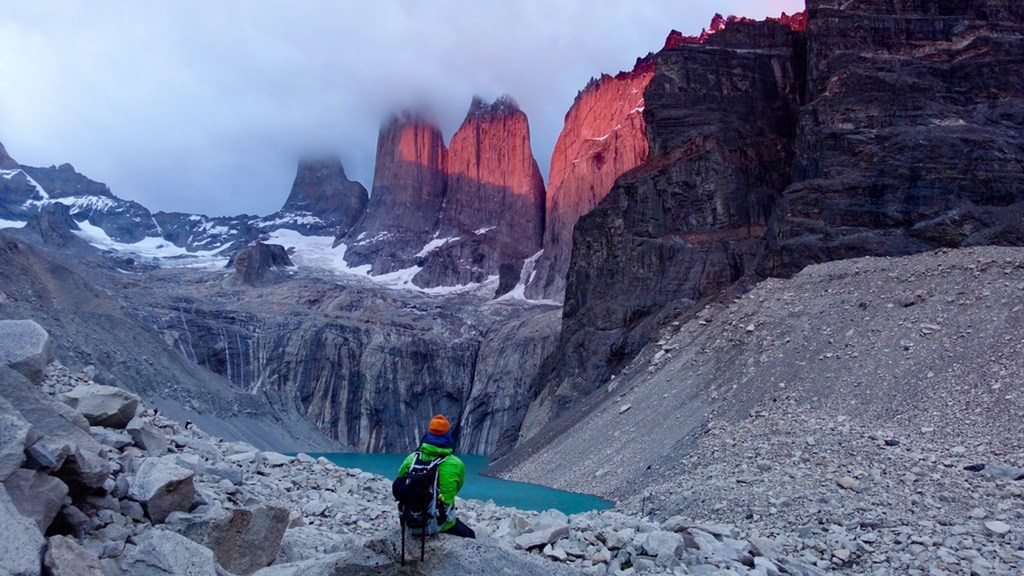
[0,1,803,216]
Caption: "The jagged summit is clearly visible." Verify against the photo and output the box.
[0,139,17,169]
[279,154,368,236]
[663,11,806,49]
[466,95,522,119]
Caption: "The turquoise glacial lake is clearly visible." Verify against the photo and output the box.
[305,452,612,515]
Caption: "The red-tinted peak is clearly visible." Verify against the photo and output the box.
[663,11,806,49]
[777,11,808,32]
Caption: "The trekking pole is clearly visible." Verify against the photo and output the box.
[420,531,426,561]
[400,517,406,566]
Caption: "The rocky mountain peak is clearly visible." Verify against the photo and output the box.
[297,154,348,178]
[524,56,653,300]
[412,95,545,288]
[339,112,448,274]
[663,11,806,49]
[467,95,522,119]
[0,139,18,169]
[279,154,368,236]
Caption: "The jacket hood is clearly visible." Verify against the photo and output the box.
[418,441,454,460]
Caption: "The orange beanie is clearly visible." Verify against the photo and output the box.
[428,414,451,435]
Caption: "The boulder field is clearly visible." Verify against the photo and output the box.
[3,320,839,576]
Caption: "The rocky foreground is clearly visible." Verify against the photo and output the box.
[1,321,842,576]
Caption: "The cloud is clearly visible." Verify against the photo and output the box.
[0,1,804,216]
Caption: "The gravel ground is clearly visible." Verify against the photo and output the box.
[500,247,1024,575]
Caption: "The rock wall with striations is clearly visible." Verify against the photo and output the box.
[340,114,448,275]
[521,18,806,436]
[414,96,546,288]
[763,0,1024,275]
[130,270,561,454]
[524,60,653,300]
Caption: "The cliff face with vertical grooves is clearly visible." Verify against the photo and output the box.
[340,114,448,274]
[129,273,561,455]
[524,61,654,300]
[414,96,546,288]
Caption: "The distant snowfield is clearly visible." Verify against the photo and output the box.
[263,228,494,295]
[74,220,231,269]
[35,217,539,299]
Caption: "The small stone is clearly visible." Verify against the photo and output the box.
[837,476,859,490]
[619,404,632,414]
[983,521,1011,536]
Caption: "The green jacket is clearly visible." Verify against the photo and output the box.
[397,442,465,531]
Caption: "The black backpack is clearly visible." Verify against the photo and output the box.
[392,452,448,563]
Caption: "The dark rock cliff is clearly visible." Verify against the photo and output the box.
[532,18,805,423]
[130,271,560,454]
[764,0,1024,274]
[515,0,1024,452]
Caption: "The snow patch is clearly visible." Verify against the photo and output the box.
[414,236,459,258]
[259,212,325,228]
[474,226,496,235]
[4,168,49,200]
[263,228,492,295]
[0,218,26,229]
[494,250,560,305]
[30,195,119,212]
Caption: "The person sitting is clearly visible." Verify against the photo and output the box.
[395,414,475,538]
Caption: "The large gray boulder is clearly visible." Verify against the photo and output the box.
[0,319,53,383]
[513,510,571,550]
[60,385,140,429]
[126,417,168,455]
[127,457,195,523]
[2,468,68,532]
[44,535,107,576]
[120,529,220,576]
[1,367,109,491]
[0,392,33,481]
[168,504,290,575]
[0,483,45,576]
[640,530,685,559]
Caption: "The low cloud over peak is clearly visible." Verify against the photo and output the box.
[0,1,803,216]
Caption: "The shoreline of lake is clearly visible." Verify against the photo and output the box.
[302,452,612,515]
